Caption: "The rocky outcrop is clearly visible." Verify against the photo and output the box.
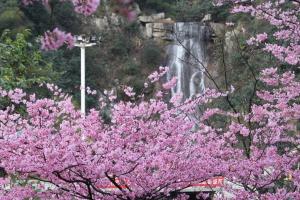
[139,13,166,23]
[144,22,174,40]
[93,13,122,31]
[139,13,216,41]
[138,13,175,40]
[92,11,216,42]
[91,11,175,41]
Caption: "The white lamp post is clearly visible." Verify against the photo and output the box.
[74,35,97,116]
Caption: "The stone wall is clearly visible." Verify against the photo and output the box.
[138,13,174,40]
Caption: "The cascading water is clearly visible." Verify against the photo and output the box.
[166,22,210,100]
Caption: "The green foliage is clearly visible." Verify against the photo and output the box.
[0,0,32,34]
[124,22,141,37]
[136,0,175,14]
[171,0,205,21]
[123,60,140,76]
[0,29,59,91]
[43,48,81,97]
[136,0,229,22]
[51,1,83,33]
[0,0,18,13]
[110,34,132,56]
[140,41,163,68]
[170,0,230,22]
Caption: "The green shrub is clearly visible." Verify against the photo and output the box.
[110,35,132,56]
[140,41,162,68]
[0,7,32,33]
[136,0,175,14]
[123,22,141,37]
[123,61,140,76]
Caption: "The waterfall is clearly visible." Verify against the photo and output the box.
[166,22,210,100]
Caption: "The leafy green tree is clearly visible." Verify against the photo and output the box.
[0,29,59,91]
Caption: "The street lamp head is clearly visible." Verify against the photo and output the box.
[75,35,83,42]
[74,34,100,47]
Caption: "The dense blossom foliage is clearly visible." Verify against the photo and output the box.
[72,0,101,16]
[2,0,299,199]
[214,0,300,198]
[0,66,299,199]
[41,28,74,50]
[0,77,229,199]
[215,0,300,65]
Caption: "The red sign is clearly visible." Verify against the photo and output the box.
[97,178,128,190]
[191,176,224,188]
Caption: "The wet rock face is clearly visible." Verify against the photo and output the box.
[166,22,210,100]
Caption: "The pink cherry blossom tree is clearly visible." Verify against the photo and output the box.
[0,67,299,200]
[215,0,300,66]
[211,0,300,198]
[0,77,229,199]
[0,0,299,199]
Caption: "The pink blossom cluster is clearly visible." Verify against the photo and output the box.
[41,28,74,51]
[264,43,300,65]
[162,76,177,90]
[215,0,300,65]
[86,86,97,95]
[72,0,100,16]
[123,86,135,97]
[148,66,169,83]
[246,32,268,45]
[0,88,26,104]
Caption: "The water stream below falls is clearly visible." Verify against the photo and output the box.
[166,22,210,100]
